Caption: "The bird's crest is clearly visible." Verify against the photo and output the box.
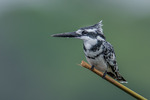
[93,20,103,34]
[80,20,103,35]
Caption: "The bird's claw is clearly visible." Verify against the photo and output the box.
[91,65,95,70]
[102,71,107,79]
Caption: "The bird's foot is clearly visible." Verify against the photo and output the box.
[102,71,107,79]
[91,65,95,70]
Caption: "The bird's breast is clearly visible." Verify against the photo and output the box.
[83,40,107,72]
[83,44,103,59]
[86,55,107,72]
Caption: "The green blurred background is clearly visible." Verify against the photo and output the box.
[0,0,150,100]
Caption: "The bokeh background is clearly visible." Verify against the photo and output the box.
[0,0,150,100]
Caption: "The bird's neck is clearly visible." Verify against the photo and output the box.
[83,39,98,50]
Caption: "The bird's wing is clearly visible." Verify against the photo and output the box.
[102,42,127,83]
[103,41,118,73]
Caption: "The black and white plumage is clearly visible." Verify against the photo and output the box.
[52,20,127,83]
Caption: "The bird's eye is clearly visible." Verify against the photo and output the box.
[82,31,86,35]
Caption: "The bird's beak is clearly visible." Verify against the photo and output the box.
[51,32,79,38]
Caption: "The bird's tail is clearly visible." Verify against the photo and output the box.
[116,72,128,83]
[107,72,128,83]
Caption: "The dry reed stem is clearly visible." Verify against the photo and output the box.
[80,60,147,100]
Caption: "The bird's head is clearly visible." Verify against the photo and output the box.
[52,20,105,41]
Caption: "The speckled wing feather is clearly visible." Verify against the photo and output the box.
[103,41,118,72]
[103,41,127,83]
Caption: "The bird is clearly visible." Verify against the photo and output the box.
[52,20,127,83]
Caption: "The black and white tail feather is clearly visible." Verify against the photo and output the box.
[52,20,128,83]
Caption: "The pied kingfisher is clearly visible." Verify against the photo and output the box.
[52,20,127,83]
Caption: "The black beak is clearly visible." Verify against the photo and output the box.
[51,32,78,38]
